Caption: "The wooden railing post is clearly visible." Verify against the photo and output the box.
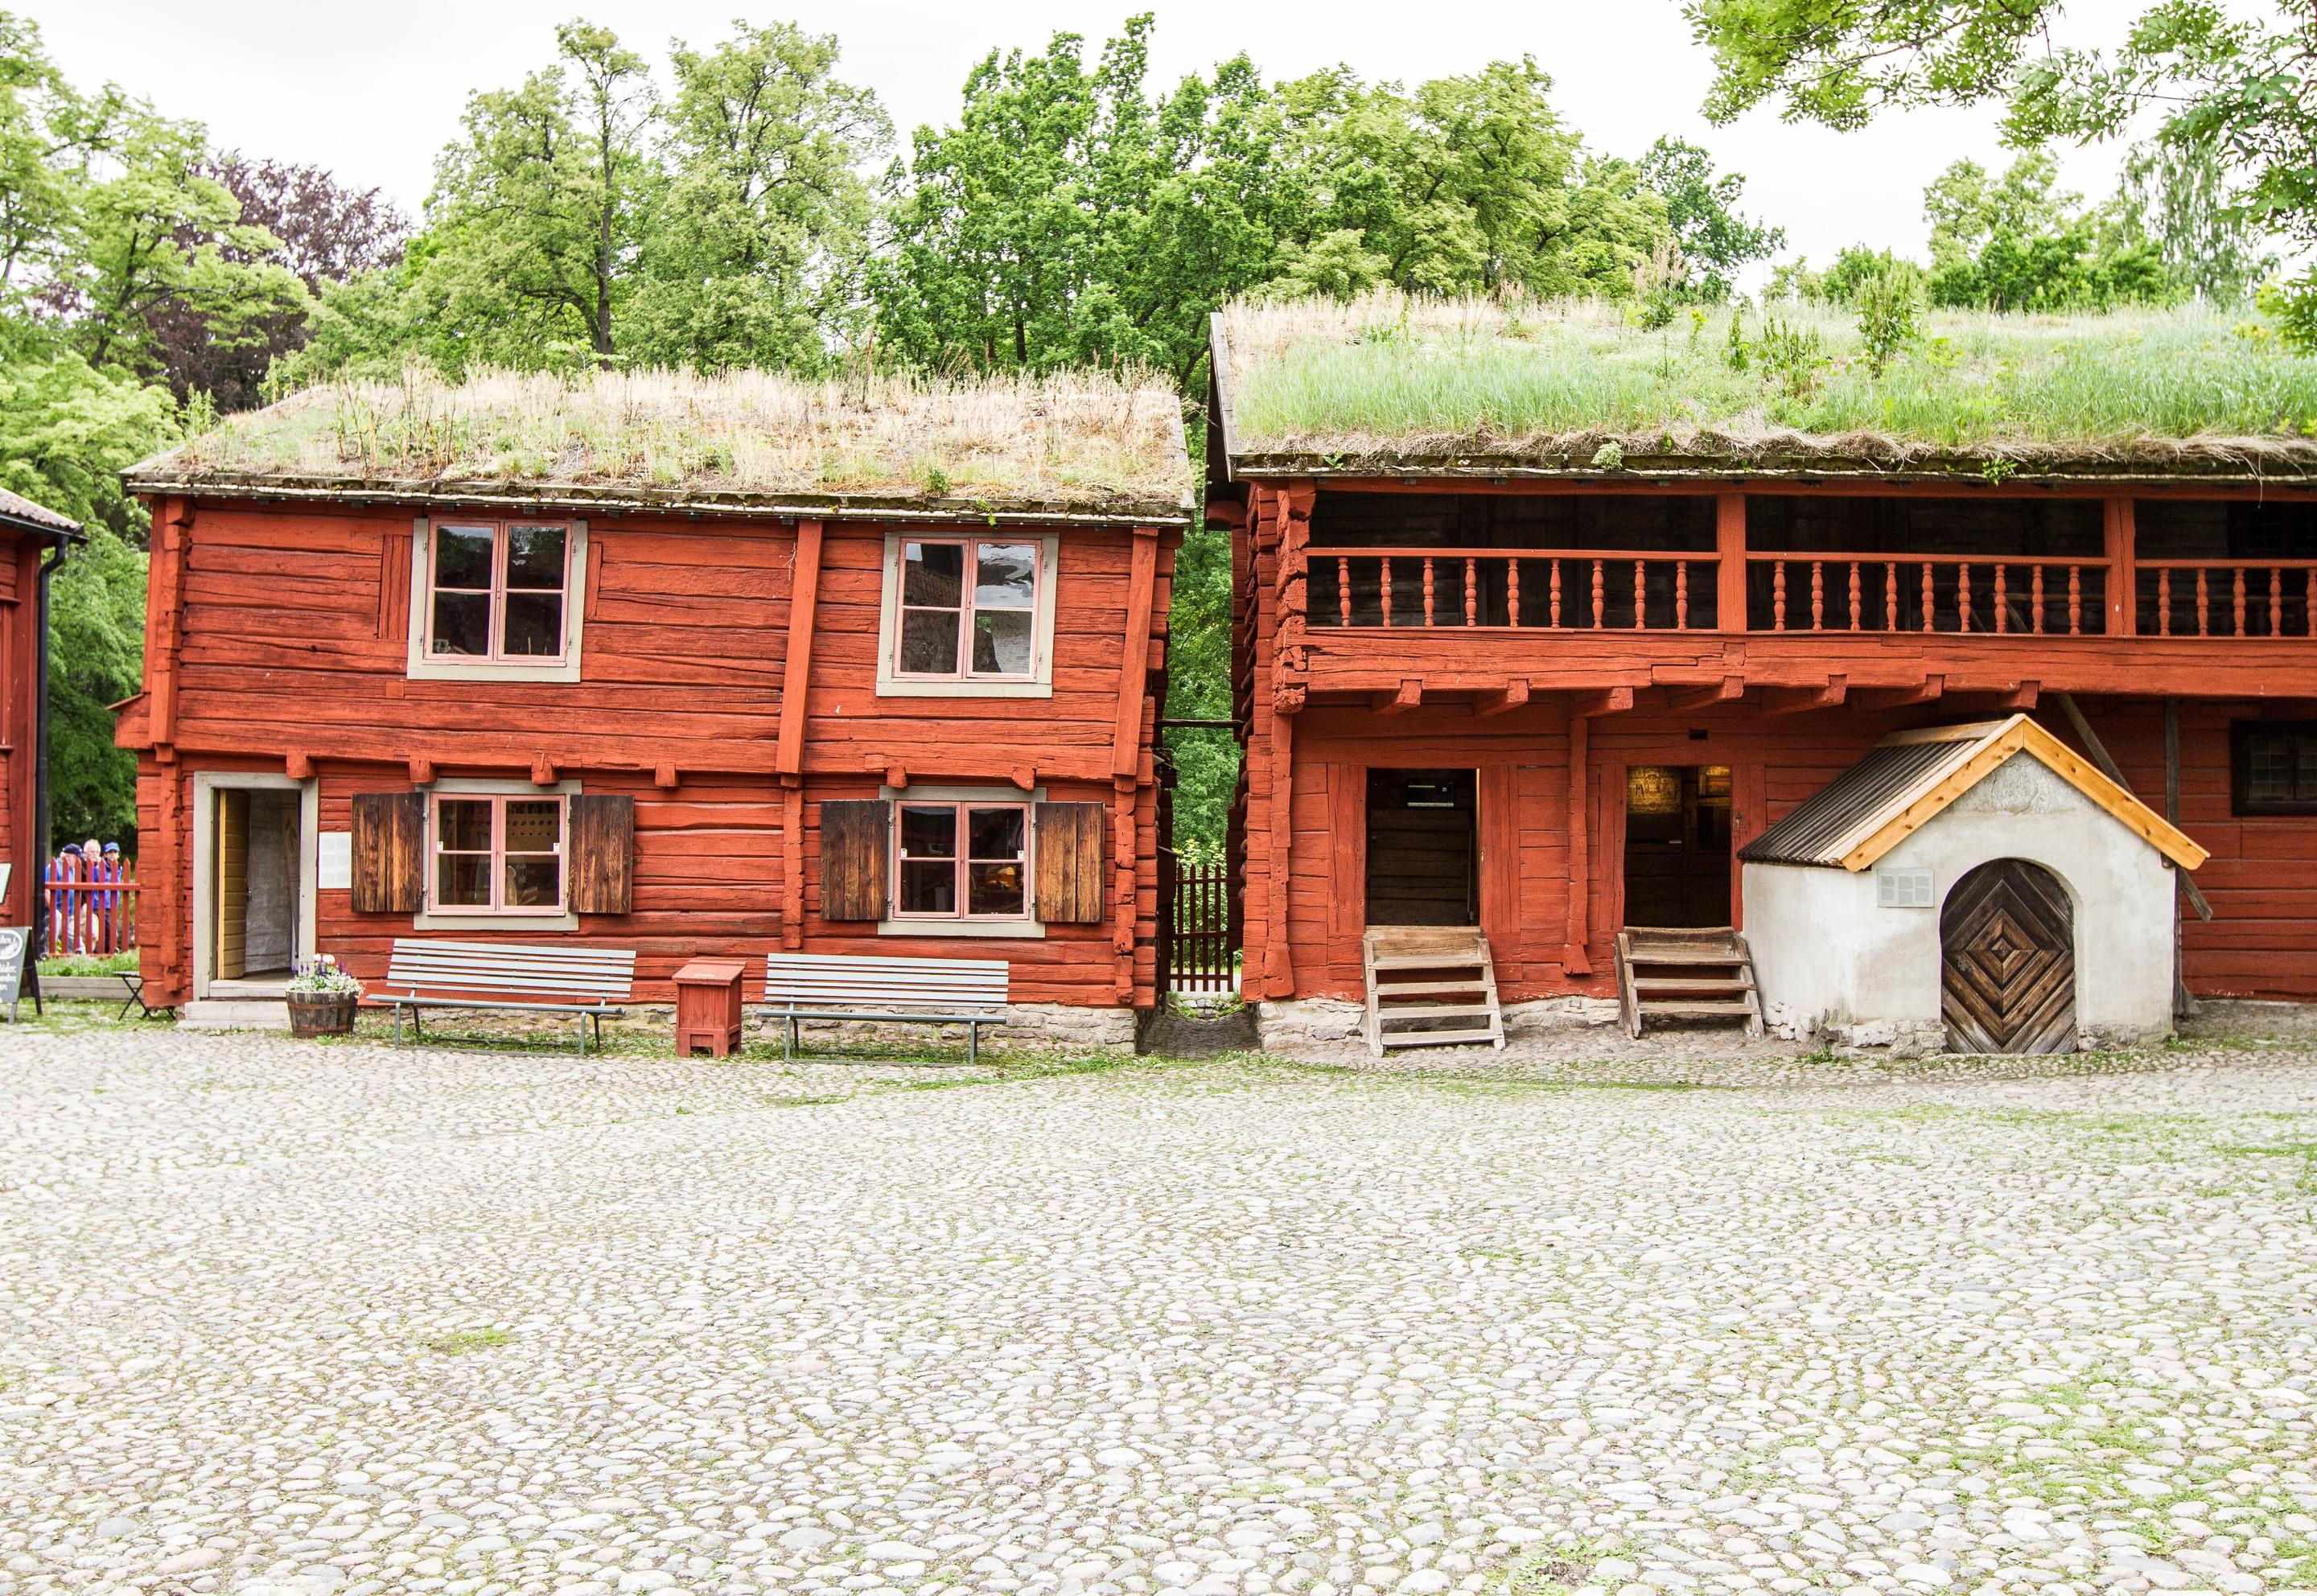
[1716,493,1747,631]
[2105,496,2136,636]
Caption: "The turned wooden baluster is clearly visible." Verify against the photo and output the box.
[1549,560,1562,627]
[1885,561,1899,631]
[2196,568,2210,636]
[1675,561,1689,630]
[2271,567,2283,637]
[2307,569,2315,637]
[2157,567,2171,636]
[1810,561,1825,631]
[1381,557,1393,627]
[2031,565,2045,634]
[2234,568,2248,636]
[1591,559,1605,628]
[1957,562,1971,632]
[1508,558,1521,627]
[1772,561,1787,631]
[1921,562,1935,631]
[1337,557,1352,626]
[1633,560,1647,629]
[1994,565,2008,635]
[1465,557,1478,627]
[1848,562,1862,631]
[2068,566,2081,635]
[1422,557,1436,626]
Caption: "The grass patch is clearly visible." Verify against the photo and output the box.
[422,1327,510,1355]
[39,951,138,977]
[1221,294,2317,467]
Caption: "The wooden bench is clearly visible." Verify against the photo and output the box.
[377,939,637,1055]
[763,952,1010,1064]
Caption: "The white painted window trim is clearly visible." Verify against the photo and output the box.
[188,771,319,1000]
[875,782,1048,938]
[406,517,589,684]
[414,775,582,932]
[874,532,1059,700]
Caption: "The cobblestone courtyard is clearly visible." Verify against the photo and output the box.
[4,1028,2316,1596]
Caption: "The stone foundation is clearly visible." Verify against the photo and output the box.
[1257,993,1623,1051]
[759,1002,1135,1054]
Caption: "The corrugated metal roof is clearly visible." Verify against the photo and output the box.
[1738,740,1970,867]
[0,487,78,537]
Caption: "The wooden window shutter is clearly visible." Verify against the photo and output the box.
[349,791,426,913]
[819,799,889,921]
[1033,801,1105,923]
[568,793,635,915]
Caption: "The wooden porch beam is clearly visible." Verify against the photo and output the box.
[1475,679,1530,718]
[1667,676,1745,713]
[1570,685,1633,720]
[773,518,825,779]
[1372,678,1423,715]
[1856,676,1944,710]
[1762,677,1847,717]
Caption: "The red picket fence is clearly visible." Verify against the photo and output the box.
[41,857,139,957]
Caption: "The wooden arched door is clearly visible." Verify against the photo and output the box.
[1940,859,2076,1053]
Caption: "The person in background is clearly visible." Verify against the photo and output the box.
[45,841,84,954]
[98,841,124,952]
[78,839,101,955]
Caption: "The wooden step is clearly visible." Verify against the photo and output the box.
[1624,948,1748,966]
[1378,1026,1499,1048]
[1615,927,1765,1041]
[1373,977,1490,995]
[1377,1002,1500,1021]
[1632,976,1755,993]
[1364,927,1504,1056]
[1632,999,1761,1018]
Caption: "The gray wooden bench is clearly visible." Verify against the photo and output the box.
[379,939,636,1055]
[763,952,1010,1064]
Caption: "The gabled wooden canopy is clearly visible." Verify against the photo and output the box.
[1738,714,2209,874]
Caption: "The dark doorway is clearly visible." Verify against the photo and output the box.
[1940,858,2076,1053]
[1622,765,1732,927]
[1366,769,1478,926]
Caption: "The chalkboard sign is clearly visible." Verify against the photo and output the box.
[0,927,27,1022]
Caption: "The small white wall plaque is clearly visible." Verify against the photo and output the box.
[316,830,353,891]
[1876,867,1935,908]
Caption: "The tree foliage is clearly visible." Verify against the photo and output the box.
[1637,135,1784,300]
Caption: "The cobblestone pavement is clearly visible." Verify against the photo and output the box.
[4,1029,2316,1596]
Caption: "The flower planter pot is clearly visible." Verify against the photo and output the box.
[286,992,360,1038]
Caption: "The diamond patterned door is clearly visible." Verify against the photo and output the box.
[1940,859,2076,1054]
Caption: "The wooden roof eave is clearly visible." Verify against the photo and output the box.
[1222,453,2317,491]
[116,472,1194,530]
[1209,313,1242,487]
[1835,717,2209,873]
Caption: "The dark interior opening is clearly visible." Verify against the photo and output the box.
[1311,491,1717,551]
[1365,769,1478,927]
[1622,765,1732,928]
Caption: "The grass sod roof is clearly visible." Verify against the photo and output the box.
[127,367,1196,524]
[1212,293,2317,483]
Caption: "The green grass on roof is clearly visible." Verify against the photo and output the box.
[1218,294,2317,471]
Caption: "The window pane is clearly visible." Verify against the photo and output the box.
[899,610,960,674]
[2298,738,2317,800]
[504,855,561,909]
[899,805,957,860]
[430,591,490,656]
[968,861,1023,916]
[972,609,1034,675]
[902,541,964,607]
[967,806,1024,860]
[502,592,564,656]
[2252,735,2294,803]
[504,800,561,854]
[901,859,956,914]
[437,853,489,907]
[434,526,493,590]
[437,799,492,853]
[505,525,566,588]
[974,543,1037,608]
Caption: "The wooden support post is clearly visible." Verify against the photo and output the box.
[1372,678,1423,715]
[2056,691,2211,923]
[1564,710,1592,976]
[2105,496,2136,637]
[1716,492,1747,633]
[1265,708,1294,996]
[1113,528,1161,779]
[2164,697,2196,1018]
[774,519,824,779]
[780,779,805,951]
[146,496,193,759]
[1475,680,1530,718]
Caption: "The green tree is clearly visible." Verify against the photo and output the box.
[1638,134,1784,299]
[2109,137,2274,304]
[1686,0,2315,339]
[1917,151,2166,310]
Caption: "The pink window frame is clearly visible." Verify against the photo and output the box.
[892,800,1031,920]
[428,792,569,915]
[424,519,574,664]
[891,536,1041,681]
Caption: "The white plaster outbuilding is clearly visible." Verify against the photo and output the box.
[1739,717,2208,1054]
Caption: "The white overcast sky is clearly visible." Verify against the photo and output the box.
[34,0,2155,285]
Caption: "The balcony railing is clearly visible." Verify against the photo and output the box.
[2138,561,2317,638]
[1310,548,1715,631]
[1747,554,2109,636]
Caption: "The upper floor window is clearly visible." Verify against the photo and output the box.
[895,537,1038,679]
[406,518,588,683]
[432,792,566,914]
[430,522,569,661]
[2233,721,2317,816]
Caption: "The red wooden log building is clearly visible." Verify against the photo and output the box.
[116,372,1191,1028]
[1212,302,2317,1050]
[1,488,80,945]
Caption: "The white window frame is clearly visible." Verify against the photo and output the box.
[875,532,1060,700]
[414,777,582,932]
[875,782,1047,939]
[407,516,590,684]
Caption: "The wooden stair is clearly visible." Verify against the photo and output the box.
[1363,927,1505,1056]
[1614,927,1764,1040]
